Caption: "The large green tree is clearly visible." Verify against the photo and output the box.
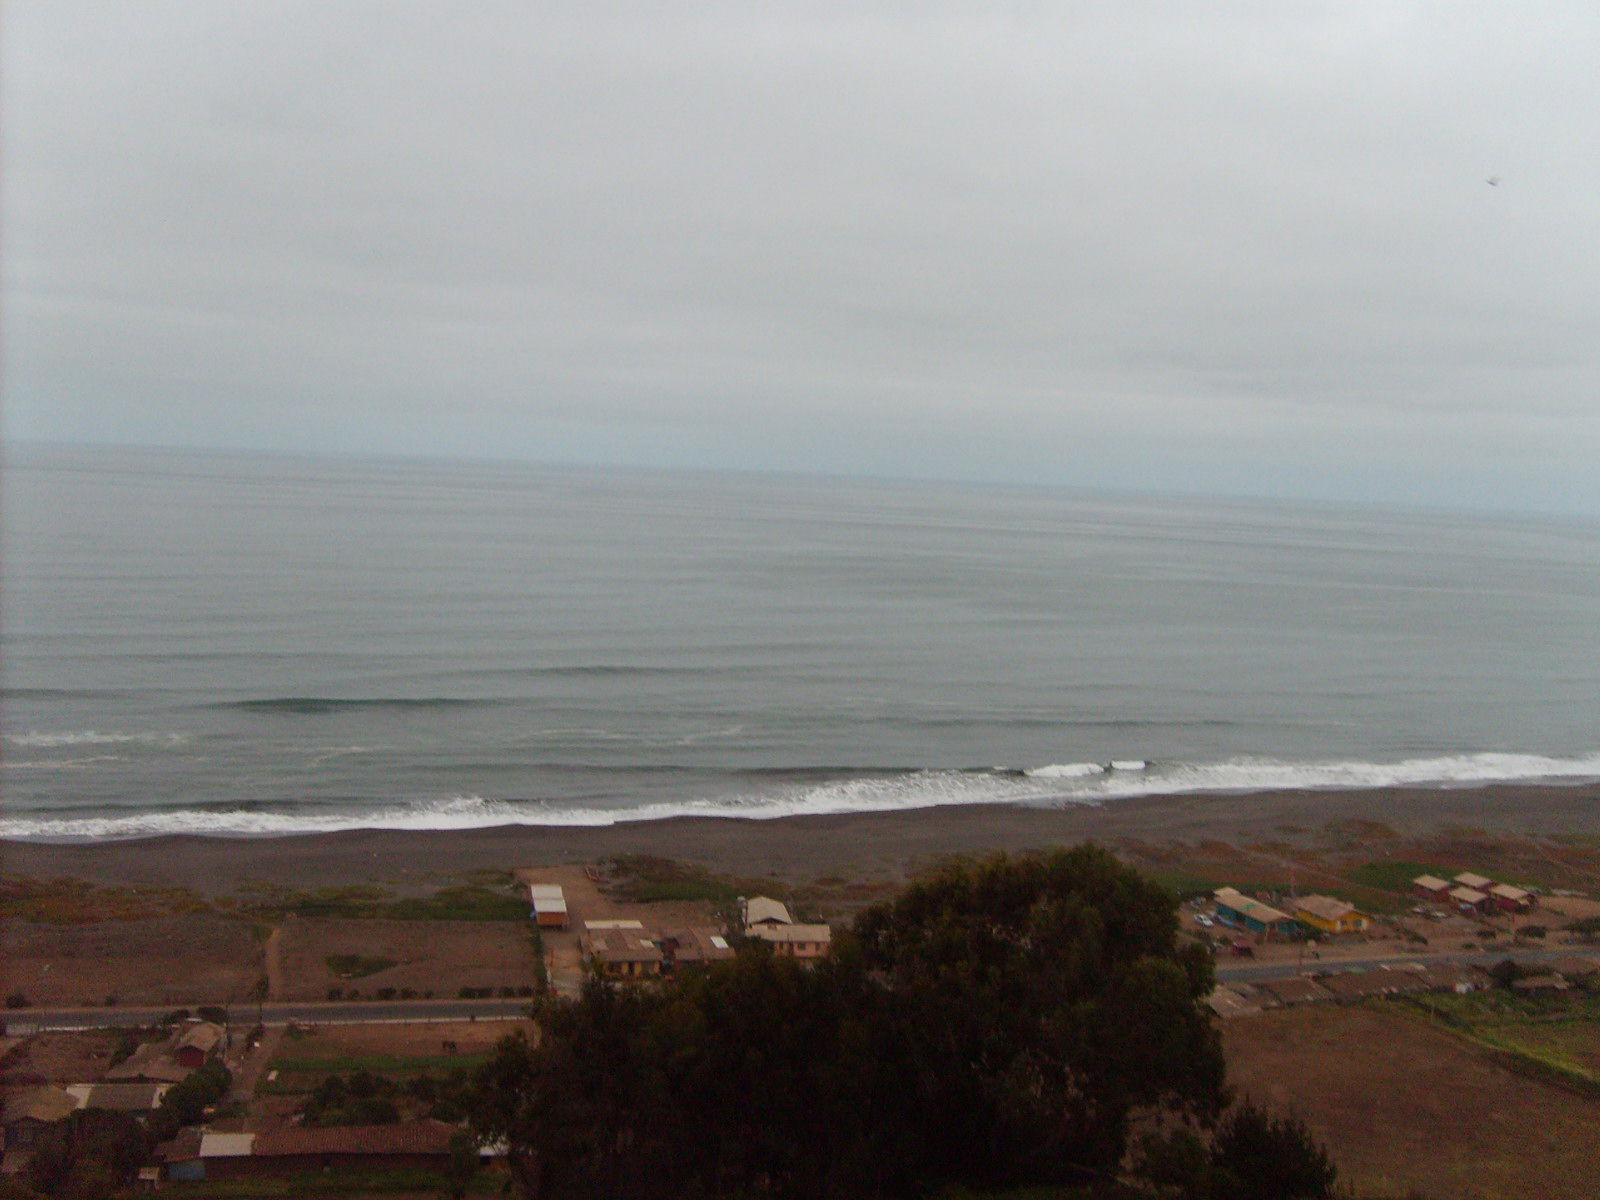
[471,845,1226,1199]
[853,845,1225,1187]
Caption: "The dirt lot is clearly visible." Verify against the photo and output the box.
[0,1029,123,1084]
[1224,1004,1600,1200]
[274,917,536,1001]
[1541,895,1600,924]
[0,914,263,1006]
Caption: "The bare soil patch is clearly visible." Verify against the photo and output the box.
[0,1029,123,1085]
[1542,895,1600,924]
[274,917,535,1001]
[1224,1003,1600,1200]
[0,914,262,1006]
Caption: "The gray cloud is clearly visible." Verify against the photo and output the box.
[5,2,1598,513]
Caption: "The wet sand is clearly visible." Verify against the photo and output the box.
[5,782,1599,893]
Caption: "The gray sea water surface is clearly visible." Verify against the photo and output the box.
[4,443,1598,839]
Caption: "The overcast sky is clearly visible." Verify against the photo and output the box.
[5,3,1598,515]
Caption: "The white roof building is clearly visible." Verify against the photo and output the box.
[743,896,793,927]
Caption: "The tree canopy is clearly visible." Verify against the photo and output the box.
[469,845,1250,1199]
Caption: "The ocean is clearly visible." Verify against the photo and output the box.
[4,442,1598,841]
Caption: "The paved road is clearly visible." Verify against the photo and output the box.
[3,997,533,1034]
[1216,943,1584,985]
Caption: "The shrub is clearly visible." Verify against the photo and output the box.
[1209,1100,1337,1199]
[5,993,30,1010]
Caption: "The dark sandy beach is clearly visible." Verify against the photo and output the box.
[5,782,1599,893]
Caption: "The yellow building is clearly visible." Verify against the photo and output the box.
[1293,894,1370,935]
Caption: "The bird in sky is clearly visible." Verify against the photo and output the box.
[1487,176,1501,186]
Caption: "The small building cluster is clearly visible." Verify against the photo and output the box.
[740,896,832,961]
[1412,871,1535,915]
[1211,888,1371,941]
[1,1020,226,1160]
[1210,961,1491,1016]
[580,921,736,979]
[546,888,832,980]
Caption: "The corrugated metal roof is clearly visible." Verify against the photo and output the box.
[253,1120,457,1158]
[1453,872,1493,890]
[584,919,644,930]
[1295,895,1360,922]
[744,897,793,925]
[1214,888,1292,925]
[1413,875,1451,891]
[528,885,565,899]
[1448,886,1488,904]
[176,1023,224,1052]
[1488,883,1530,900]
[199,1132,257,1159]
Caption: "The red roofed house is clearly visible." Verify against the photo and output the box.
[1412,875,1452,902]
[1487,883,1534,914]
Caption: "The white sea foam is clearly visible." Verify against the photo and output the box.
[5,730,190,748]
[3,755,127,770]
[1025,762,1106,779]
[3,750,1597,842]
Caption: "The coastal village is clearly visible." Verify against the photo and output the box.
[0,864,838,1192]
[4,841,1600,1197]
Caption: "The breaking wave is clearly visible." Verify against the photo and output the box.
[2,750,1596,842]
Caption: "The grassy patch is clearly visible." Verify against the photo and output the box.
[246,883,526,922]
[325,953,398,979]
[1342,859,1453,895]
[265,1051,492,1082]
[601,855,778,910]
[384,886,527,922]
[0,876,211,924]
[1399,989,1600,1096]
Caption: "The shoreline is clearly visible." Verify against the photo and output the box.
[4,781,1599,892]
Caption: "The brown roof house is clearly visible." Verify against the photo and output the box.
[107,1021,224,1084]
[174,1023,224,1070]
[582,929,664,979]
[1256,977,1335,1008]
[658,928,736,970]
[2,1086,79,1151]
[158,1123,462,1182]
